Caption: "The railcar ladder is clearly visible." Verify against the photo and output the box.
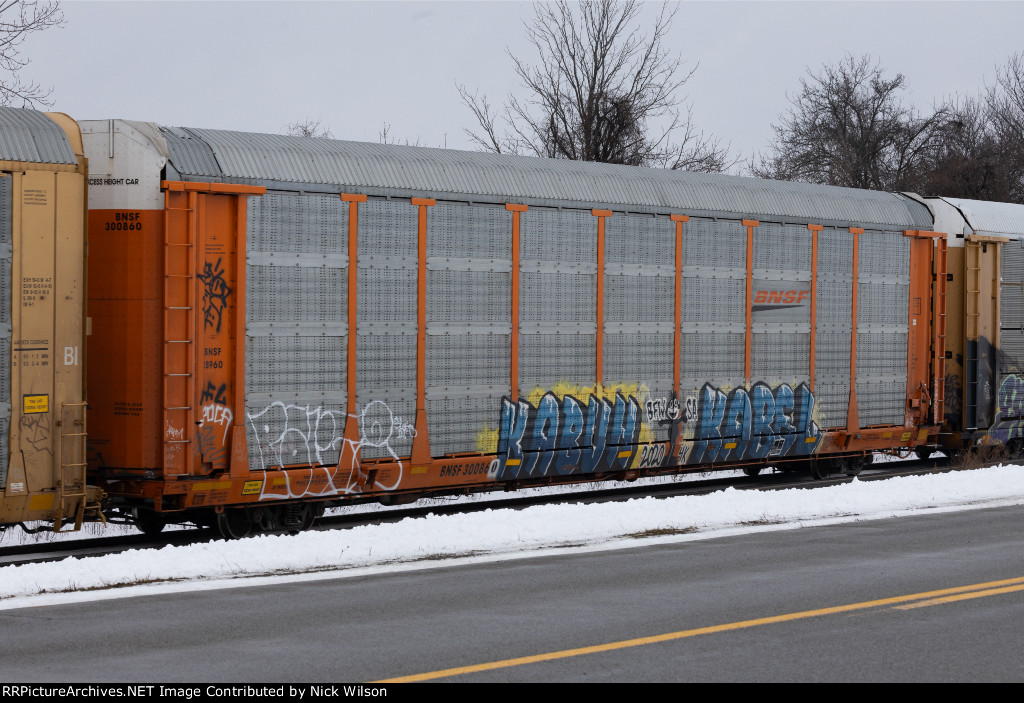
[162,192,197,474]
[964,242,981,430]
[933,238,948,425]
[54,401,89,532]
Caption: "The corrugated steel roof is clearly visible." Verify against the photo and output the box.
[0,107,76,165]
[161,126,221,177]
[162,126,931,230]
[941,197,1024,240]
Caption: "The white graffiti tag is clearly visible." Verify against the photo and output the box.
[200,403,234,444]
[246,402,346,471]
[246,399,414,498]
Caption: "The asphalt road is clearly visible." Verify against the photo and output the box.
[2,504,1022,682]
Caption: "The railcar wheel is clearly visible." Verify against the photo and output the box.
[810,459,832,480]
[216,509,254,540]
[133,508,166,536]
[845,454,871,477]
[285,505,318,535]
[915,446,933,461]
[742,466,762,477]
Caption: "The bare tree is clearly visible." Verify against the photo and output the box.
[458,0,731,172]
[919,95,1014,202]
[752,55,947,192]
[286,117,334,139]
[0,0,64,107]
[377,122,422,147]
[984,53,1024,202]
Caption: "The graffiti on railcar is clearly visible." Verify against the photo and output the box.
[245,398,414,498]
[681,382,821,464]
[18,412,51,454]
[988,374,1024,444]
[944,372,962,425]
[489,379,822,478]
[644,396,681,423]
[247,402,347,471]
[494,389,642,480]
[195,381,233,470]
[196,257,232,333]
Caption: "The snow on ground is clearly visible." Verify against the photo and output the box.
[0,451,926,548]
[0,463,1021,610]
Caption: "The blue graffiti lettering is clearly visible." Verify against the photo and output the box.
[687,382,821,465]
[554,395,585,475]
[608,393,639,470]
[497,392,641,480]
[748,383,775,459]
[497,399,529,477]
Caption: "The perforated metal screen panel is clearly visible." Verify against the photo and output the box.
[519,209,597,395]
[1001,240,1024,375]
[355,199,418,459]
[247,336,346,397]
[248,266,347,326]
[0,175,9,487]
[248,192,348,254]
[426,203,512,456]
[680,218,745,391]
[603,214,675,439]
[815,228,853,429]
[856,231,909,426]
[751,223,812,387]
[605,213,673,266]
[245,193,350,469]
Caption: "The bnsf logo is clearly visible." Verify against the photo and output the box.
[753,290,809,305]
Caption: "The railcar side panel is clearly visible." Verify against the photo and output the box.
[245,192,350,474]
[0,175,10,489]
[856,230,911,427]
[0,159,89,527]
[815,226,854,429]
[354,199,418,464]
[995,239,1024,446]
[425,202,511,458]
[963,237,1002,432]
[83,119,170,474]
[86,208,164,469]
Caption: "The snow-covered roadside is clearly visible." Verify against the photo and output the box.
[0,464,1020,610]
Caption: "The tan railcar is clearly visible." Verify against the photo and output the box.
[0,110,99,531]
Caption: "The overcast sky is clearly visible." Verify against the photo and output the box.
[20,1,1024,173]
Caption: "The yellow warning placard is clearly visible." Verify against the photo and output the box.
[241,480,263,495]
[23,394,48,414]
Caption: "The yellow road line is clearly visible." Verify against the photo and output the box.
[893,582,1024,610]
[375,576,1024,683]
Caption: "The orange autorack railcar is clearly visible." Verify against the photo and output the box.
[3,107,1023,539]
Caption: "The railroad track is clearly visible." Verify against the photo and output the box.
[0,455,952,568]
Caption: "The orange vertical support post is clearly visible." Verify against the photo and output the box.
[808,224,823,392]
[742,220,759,385]
[411,197,436,469]
[339,194,366,473]
[229,195,250,477]
[507,204,528,401]
[671,214,689,396]
[593,210,612,389]
[847,227,864,433]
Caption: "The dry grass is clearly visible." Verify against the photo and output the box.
[626,527,697,539]
[952,443,1010,471]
